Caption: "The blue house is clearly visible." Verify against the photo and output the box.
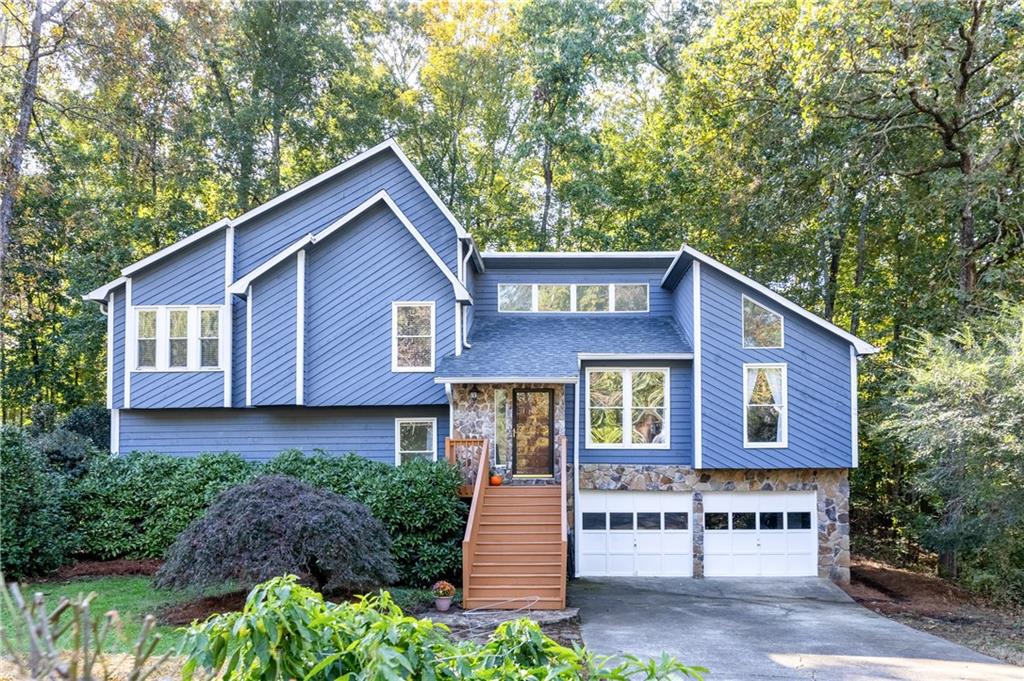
[86,139,876,609]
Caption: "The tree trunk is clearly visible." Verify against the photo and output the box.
[270,111,282,196]
[822,223,849,323]
[850,195,870,336]
[958,168,978,308]
[0,0,44,270]
[539,139,553,249]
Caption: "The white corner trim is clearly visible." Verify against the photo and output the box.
[296,250,306,405]
[245,286,253,406]
[394,417,439,465]
[692,261,702,469]
[573,378,582,578]
[84,276,127,302]
[741,294,785,349]
[741,362,789,449]
[228,234,313,295]
[106,290,114,409]
[391,301,436,372]
[110,408,119,454]
[850,345,859,468]
[454,301,462,357]
[583,366,671,450]
[124,277,132,409]
[121,218,232,277]
[224,226,234,407]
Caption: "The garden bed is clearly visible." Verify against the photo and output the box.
[843,558,1024,666]
[55,559,163,579]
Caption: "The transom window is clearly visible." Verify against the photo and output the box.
[133,306,222,371]
[392,302,435,372]
[497,283,649,313]
[586,367,669,449]
[742,295,783,348]
[395,418,436,464]
[744,363,787,447]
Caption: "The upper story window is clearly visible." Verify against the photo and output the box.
[498,283,649,313]
[744,363,787,448]
[392,302,434,372]
[586,367,669,449]
[133,306,222,371]
[742,295,783,348]
[395,418,437,464]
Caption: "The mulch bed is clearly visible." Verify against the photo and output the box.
[158,591,248,626]
[55,559,164,579]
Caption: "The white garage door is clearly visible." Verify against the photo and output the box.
[578,491,693,577]
[703,491,818,577]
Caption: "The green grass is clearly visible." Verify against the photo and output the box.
[3,577,198,655]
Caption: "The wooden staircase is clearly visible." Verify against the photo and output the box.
[460,439,568,610]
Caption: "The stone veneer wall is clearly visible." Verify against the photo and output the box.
[578,464,851,584]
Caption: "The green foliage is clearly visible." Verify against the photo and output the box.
[155,475,398,593]
[62,405,112,449]
[181,575,706,681]
[0,427,73,579]
[31,427,101,479]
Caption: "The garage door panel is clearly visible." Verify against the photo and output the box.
[580,533,607,553]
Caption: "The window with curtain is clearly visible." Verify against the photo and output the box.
[392,302,434,371]
[744,364,787,446]
[200,309,220,368]
[587,368,669,448]
[136,309,157,369]
[168,309,189,368]
[395,418,436,464]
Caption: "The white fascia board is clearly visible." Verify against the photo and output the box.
[576,352,693,366]
[462,235,485,272]
[665,245,879,356]
[482,250,677,259]
[228,234,313,296]
[121,218,232,277]
[434,376,578,384]
[83,276,127,302]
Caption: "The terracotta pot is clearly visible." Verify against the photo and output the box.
[489,475,503,486]
[435,596,452,612]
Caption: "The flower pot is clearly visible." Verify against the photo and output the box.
[435,596,452,612]
[489,475,503,486]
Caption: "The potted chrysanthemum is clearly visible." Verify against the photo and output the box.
[431,580,455,612]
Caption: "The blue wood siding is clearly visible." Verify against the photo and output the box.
[129,371,224,409]
[475,266,673,318]
[250,257,298,405]
[234,150,459,278]
[118,406,449,463]
[231,297,246,407]
[132,234,225,306]
[304,202,454,406]
[111,286,126,409]
[465,260,476,332]
[673,265,694,342]
[699,266,853,468]
[578,360,693,466]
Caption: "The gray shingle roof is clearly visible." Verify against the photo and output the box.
[437,316,692,379]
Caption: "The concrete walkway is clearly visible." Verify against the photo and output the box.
[570,577,1023,681]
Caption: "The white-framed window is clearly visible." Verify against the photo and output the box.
[132,305,223,371]
[497,283,649,313]
[585,367,670,449]
[743,363,787,448]
[392,301,435,371]
[741,295,784,349]
[395,417,437,464]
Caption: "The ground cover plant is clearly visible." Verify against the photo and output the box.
[155,475,398,593]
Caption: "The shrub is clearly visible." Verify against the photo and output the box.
[26,403,57,436]
[32,427,101,479]
[155,475,398,593]
[180,575,706,681]
[62,405,111,449]
[0,427,72,579]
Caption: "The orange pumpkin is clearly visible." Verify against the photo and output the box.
[489,474,503,486]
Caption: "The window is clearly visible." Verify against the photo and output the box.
[609,512,634,531]
[136,309,157,369]
[133,306,221,371]
[742,295,783,348]
[760,512,784,530]
[744,364,787,447]
[664,512,689,530]
[637,512,661,530]
[732,512,756,530]
[392,302,434,371]
[586,367,669,448]
[787,512,812,530]
[705,513,729,530]
[582,513,607,530]
[497,283,649,313]
[494,389,509,466]
[395,418,436,464]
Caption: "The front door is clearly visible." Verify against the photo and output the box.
[512,389,554,477]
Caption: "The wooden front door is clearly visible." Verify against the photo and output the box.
[512,389,554,476]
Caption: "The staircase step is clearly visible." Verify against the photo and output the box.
[462,596,565,611]
[467,585,564,598]
[480,520,561,527]
[471,561,563,574]
[469,573,563,587]
[486,489,560,496]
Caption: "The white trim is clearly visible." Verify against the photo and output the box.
[128,305,226,372]
[84,276,127,302]
[121,218,231,276]
[124,278,132,409]
[228,234,313,295]
[106,290,114,408]
[435,376,578,384]
[454,302,462,356]
[391,301,435,372]
[497,282,649,314]
[296,250,306,405]
[577,352,693,364]
[850,346,859,468]
[245,286,252,406]
[742,363,788,448]
[573,377,582,578]
[445,383,454,440]
[741,294,784,349]
[394,417,439,464]
[110,408,119,454]
[692,262,702,469]
[584,366,671,450]
[483,251,676,259]
[457,239,464,283]
[224,226,234,407]
[663,246,878,355]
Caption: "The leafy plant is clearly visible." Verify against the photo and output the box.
[32,427,101,479]
[62,405,112,450]
[155,475,398,593]
[432,580,455,598]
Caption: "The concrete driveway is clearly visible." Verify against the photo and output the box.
[569,577,1022,681]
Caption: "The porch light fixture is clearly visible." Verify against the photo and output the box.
[469,385,480,401]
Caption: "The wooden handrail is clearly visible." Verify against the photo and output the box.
[558,435,568,608]
[460,438,490,605]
